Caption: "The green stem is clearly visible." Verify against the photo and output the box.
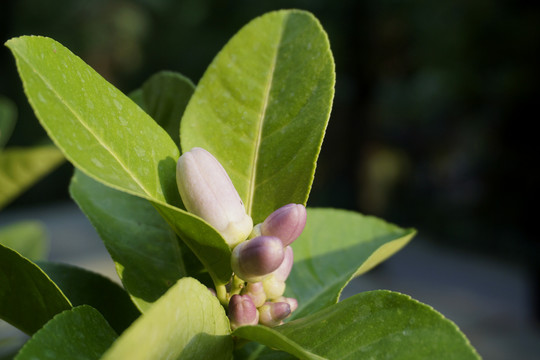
[230,275,245,296]
[216,284,228,306]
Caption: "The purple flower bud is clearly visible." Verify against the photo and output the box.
[176,147,253,248]
[273,246,294,282]
[231,236,285,282]
[262,275,286,300]
[258,302,291,327]
[261,204,306,247]
[241,282,266,308]
[276,296,298,313]
[228,294,259,330]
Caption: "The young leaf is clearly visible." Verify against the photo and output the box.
[181,10,335,223]
[0,96,17,149]
[38,262,140,334]
[0,221,49,261]
[0,243,71,335]
[70,169,198,312]
[101,277,233,360]
[15,305,117,360]
[287,208,415,320]
[6,36,232,286]
[234,291,480,360]
[129,71,195,148]
[0,146,64,210]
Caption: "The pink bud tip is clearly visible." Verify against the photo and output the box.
[261,204,306,247]
[231,236,285,282]
[258,302,291,327]
[273,246,294,282]
[276,296,298,313]
[229,294,259,330]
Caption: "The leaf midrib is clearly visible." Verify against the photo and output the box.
[13,44,153,199]
[245,25,284,216]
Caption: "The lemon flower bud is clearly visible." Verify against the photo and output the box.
[231,236,285,282]
[176,147,253,248]
[261,204,306,247]
[258,302,291,327]
[241,282,266,308]
[229,294,259,330]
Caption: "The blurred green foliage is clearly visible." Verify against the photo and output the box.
[0,0,538,263]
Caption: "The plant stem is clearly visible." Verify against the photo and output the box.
[216,284,228,306]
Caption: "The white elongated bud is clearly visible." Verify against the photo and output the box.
[261,204,306,247]
[176,147,253,248]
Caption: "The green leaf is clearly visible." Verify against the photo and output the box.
[37,262,140,334]
[15,305,117,360]
[0,96,17,149]
[130,71,195,148]
[5,36,180,205]
[0,221,49,261]
[6,36,232,285]
[0,146,64,210]
[181,10,335,223]
[288,208,415,320]
[0,243,71,335]
[101,277,232,360]
[234,291,480,360]
[69,169,191,312]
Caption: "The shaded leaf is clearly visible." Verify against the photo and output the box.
[130,71,195,148]
[181,10,335,223]
[287,208,415,319]
[0,146,64,210]
[15,305,117,360]
[0,96,17,149]
[70,169,193,312]
[38,262,140,334]
[234,291,480,360]
[0,243,70,335]
[101,277,232,360]
[0,221,49,261]
[6,36,232,286]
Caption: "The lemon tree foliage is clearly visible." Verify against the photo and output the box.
[4,10,479,360]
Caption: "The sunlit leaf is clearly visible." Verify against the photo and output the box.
[181,10,335,223]
[287,208,415,319]
[235,291,480,360]
[101,277,232,360]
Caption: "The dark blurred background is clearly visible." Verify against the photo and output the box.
[1,0,539,356]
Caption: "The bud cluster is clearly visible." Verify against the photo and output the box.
[176,148,306,330]
[228,203,306,329]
